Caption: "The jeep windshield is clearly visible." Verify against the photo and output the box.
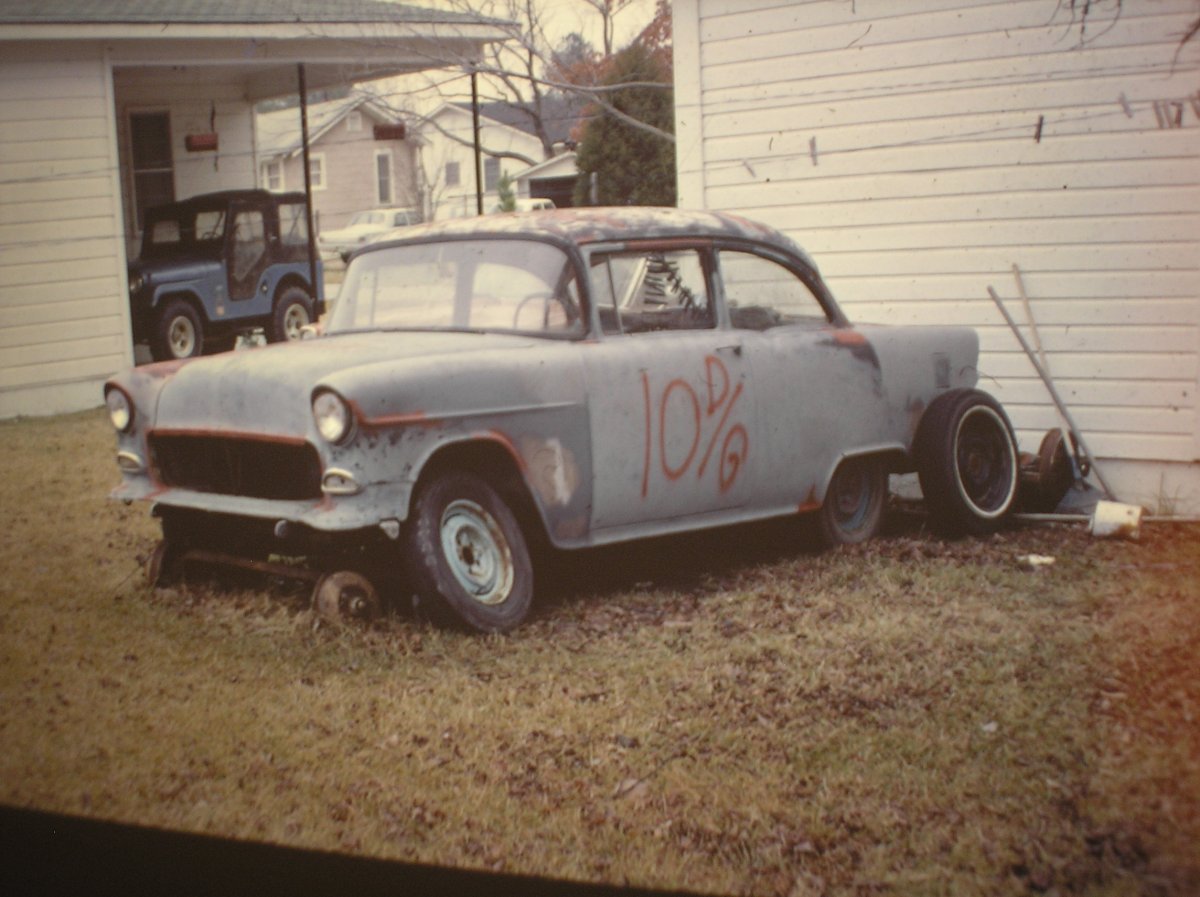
[327,239,584,337]
[141,202,227,259]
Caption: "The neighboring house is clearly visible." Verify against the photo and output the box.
[418,102,546,220]
[673,0,1200,514]
[417,99,581,220]
[256,94,422,234]
[476,95,585,210]
[0,0,507,419]
[513,150,579,211]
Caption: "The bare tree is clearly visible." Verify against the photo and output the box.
[381,0,672,162]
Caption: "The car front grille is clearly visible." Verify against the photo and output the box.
[149,433,322,501]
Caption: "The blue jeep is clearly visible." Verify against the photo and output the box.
[128,190,326,361]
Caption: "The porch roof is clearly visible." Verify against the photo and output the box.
[0,0,513,98]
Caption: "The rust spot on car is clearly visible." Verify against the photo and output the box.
[485,430,527,472]
[820,328,880,370]
[798,486,819,513]
[150,427,308,446]
[830,329,867,346]
[356,406,438,429]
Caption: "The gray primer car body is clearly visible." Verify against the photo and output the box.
[106,208,1010,629]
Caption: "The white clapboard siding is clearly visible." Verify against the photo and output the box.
[0,44,132,417]
[676,0,1200,494]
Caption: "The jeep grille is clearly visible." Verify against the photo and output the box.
[149,433,322,501]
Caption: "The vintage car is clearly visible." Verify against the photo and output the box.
[105,208,1020,632]
[128,190,325,361]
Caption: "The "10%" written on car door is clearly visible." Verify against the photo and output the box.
[582,246,757,535]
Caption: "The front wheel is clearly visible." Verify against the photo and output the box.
[816,455,886,547]
[150,299,204,361]
[915,389,1019,536]
[268,286,313,343]
[404,471,533,632]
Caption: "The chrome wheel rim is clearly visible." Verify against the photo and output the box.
[439,499,514,606]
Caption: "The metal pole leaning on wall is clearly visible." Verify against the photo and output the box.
[987,285,1117,500]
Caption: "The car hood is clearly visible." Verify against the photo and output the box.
[151,330,544,436]
[130,254,221,283]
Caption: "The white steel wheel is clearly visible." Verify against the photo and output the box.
[440,499,514,606]
[269,286,313,343]
[151,298,204,361]
[168,316,196,356]
[405,471,533,633]
[281,302,310,340]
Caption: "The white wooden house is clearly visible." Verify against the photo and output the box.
[417,102,549,220]
[256,95,422,234]
[674,0,1200,514]
[0,0,506,419]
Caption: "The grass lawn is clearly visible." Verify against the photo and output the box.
[1,409,1197,895]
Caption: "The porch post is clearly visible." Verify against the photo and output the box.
[471,69,484,215]
[298,64,319,302]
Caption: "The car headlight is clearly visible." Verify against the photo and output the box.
[128,273,144,294]
[312,389,353,444]
[105,386,134,432]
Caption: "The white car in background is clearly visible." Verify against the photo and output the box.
[318,207,421,261]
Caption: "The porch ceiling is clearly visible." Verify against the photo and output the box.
[107,32,498,100]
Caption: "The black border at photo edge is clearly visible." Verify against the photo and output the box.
[0,805,703,897]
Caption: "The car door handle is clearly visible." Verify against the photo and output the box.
[716,344,743,357]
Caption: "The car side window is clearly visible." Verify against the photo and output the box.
[590,249,713,335]
[278,203,309,247]
[719,250,830,330]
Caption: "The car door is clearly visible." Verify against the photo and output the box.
[582,245,757,533]
[226,200,270,302]
[716,246,891,512]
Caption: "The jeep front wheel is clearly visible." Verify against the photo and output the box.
[269,286,313,343]
[151,299,204,361]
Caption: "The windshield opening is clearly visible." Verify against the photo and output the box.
[328,239,584,337]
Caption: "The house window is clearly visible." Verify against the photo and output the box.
[261,159,284,192]
[346,111,362,132]
[308,153,326,191]
[129,111,174,230]
[484,157,501,191]
[445,161,460,187]
[375,149,393,205]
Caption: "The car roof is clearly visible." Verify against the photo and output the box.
[369,207,814,264]
[150,189,307,213]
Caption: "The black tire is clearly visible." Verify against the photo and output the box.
[404,471,533,633]
[816,455,886,547]
[268,285,313,343]
[150,299,204,361]
[915,388,1019,536]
